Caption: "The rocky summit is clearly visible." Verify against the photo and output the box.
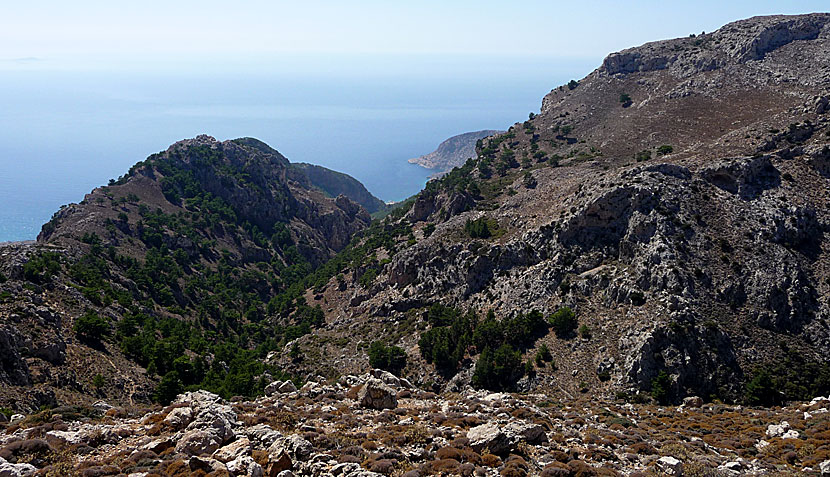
[1,13,830,477]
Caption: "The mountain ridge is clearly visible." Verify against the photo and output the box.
[408,130,503,173]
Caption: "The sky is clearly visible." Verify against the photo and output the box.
[2,1,828,64]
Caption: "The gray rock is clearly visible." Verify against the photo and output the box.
[163,406,193,430]
[467,423,511,455]
[657,456,683,476]
[682,396,703,408]
[358,378,397,410]
[278,380,297,394]
[268,434,312,462]
[213,437,252,463]
[175,429,223,456]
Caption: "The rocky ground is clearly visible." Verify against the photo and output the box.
[0,372,828,476]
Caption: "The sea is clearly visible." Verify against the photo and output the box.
[0,53,597,242]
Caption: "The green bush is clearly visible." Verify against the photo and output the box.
[23,251,62,284]
[472,344,524,391]
[619,93,632,106]
[744,369,779,406]
[465,217,492,239]
[578,324,592,339]
[567,80,579,90]
[73,310,110,340]
[368,341,407,375]
[657,145,674,156]
[549,307,577,338]
[536,343,552,363]
[154,370,183,404]
[651,371,672,404]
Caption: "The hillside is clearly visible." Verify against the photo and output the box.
[288,162,388,214]
[408,130,503,173]
[276,14,830,406]
[0,135,372,410]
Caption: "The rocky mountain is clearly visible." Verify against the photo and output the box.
[2,13,830,477]
[408,130,503,173]
[0,135,372,411]
[288,163,388,215]
[276,13,830,406]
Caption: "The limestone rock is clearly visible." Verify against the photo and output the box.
[163,406,193,430]
[213,437,252,463]
[657,456,683,476]
[358,378,397,410]
[175,429,223,456]
[467,423,511,456]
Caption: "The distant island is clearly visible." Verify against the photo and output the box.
[408,129,502,173]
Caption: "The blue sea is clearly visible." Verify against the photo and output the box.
[0,53,596,241]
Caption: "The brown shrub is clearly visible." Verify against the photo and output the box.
[482,453,502,468]
[435,447,462,461]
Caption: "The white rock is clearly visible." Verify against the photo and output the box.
[175,429,222,456]
[819,460,830,476]
[227,455,262,477]
[163,406,193,430]
[9,415,24,424]
[657,456,683,476]
[268,434,312,462]
[278,381,297,394]
[756,439,770,450]
[782,429,800,439]
[358,378,397,410]
[467,423,511,455]
[213,437,252,463]
[766,421,790,438]
[682,396,704,407]
[0,457,36,477]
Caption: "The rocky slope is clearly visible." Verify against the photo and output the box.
[0,375,828,476]
[408,131,503,173]
[278,13,830,405]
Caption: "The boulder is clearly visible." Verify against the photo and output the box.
[163,406,193,430]
[278,381,297,394]
[213,437,252,463]
[682,396,703,408]
[504,421,548,445]
[0,456,36,477]
[467,423,511,456]
[175,429,223,456]
[268,435,312,462]
[228,455,263,477]
[820,460,830,476]
[358,378,397,410]
[188,456,228,473]
[266,452,293,476]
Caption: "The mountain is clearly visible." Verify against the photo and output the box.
[0,135,371,410]
[2,14,830,476]
[408,130,503,172]
[274,14,830,405]
[288,162,388,214]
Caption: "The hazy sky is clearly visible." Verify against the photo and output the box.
[3,1,828,62]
